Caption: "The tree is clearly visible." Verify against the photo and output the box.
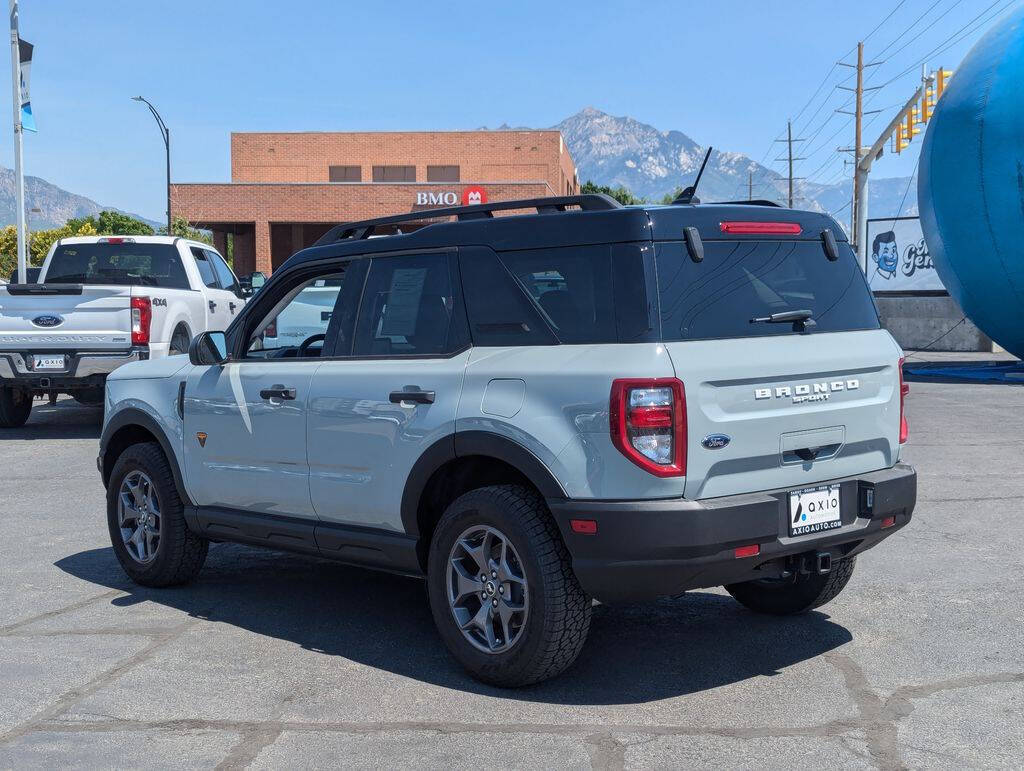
[159,216,212,245]
[580,180,645,206]
[67,211,155,236]
[660,187,685,205]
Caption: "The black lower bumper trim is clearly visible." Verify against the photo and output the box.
[548,464,916,603]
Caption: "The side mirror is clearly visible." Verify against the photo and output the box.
[188,331,228,366]
[250,272,267,290]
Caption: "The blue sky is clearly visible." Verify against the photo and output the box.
[4,0,1016,220]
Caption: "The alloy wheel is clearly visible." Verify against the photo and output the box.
[447,525,529,654]
[117,470,161,564]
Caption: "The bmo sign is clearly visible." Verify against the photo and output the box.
[415,186,488,207]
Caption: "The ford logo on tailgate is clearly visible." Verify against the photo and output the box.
[701,434,731,450]
[32,314,64,328]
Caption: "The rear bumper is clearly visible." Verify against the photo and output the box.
[548,463,916,603]
[0,347,148,390]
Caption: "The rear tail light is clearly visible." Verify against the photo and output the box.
[610,378,686,477]
[719,221,802,235]
[264,317,277,338]
[131,296,152,346]
[898,357,909,443]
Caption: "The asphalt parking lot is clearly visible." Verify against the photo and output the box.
[1,353,1022,769]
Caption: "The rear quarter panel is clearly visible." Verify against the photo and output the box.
[458,343,686,500]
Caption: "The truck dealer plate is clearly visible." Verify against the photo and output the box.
[789,484,841,537]
[32,354,66,371]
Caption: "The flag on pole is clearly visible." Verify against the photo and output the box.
[18,38,34,132]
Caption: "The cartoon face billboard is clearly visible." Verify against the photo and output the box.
[866,216,947,293]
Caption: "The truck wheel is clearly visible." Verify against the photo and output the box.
[72,388,105,406]
[0,387,32,428]
[106,442,208,587]
[169,326,190,356]
[427,484,592,687]
[725,556,857,615]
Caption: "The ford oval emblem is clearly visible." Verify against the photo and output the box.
[32,314,64,328]
[701,433,731,450]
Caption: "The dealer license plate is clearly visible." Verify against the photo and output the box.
[789,484,842,537]
[32,354,66,371]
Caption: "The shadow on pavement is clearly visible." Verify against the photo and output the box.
[56,543,852,705]
[3,397,103,440]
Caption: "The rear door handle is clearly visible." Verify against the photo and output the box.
[389,388,435,405]
[229,302,237,314]
[260,385,296,401]
[208,300,217,313]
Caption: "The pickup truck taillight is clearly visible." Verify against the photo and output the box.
[898,357,909,443]
[610,378,686,477]
[131,296,152,346]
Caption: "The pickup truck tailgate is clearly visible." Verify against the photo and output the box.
[0,285,133,351]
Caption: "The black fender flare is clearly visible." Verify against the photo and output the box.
[99,407,193,506]
[399,430,567,536]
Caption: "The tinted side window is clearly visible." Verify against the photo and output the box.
[191,247,219,289]
[656,239,880,341]
[352,253,467,357]
[459,246,557,347]
[207,250,239,293]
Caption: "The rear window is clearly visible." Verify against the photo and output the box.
[45,243,190,289]
[656,239,879,340]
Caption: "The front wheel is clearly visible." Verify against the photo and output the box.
[427,485,592,687]
[725,556,857,615]
[106,442,208,587]
[0,387,32,427]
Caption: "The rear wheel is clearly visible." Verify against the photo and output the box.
[106,442,208,587]
[0,387,32,428]
[169,326,191,356]
[427,484,591,687]
[725,556,857,615]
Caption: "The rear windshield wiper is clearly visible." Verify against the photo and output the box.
[750,309,816,331]
[750,309,813,324]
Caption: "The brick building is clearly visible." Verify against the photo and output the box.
[171,130,579,276]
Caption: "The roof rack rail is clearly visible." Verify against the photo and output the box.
[313,193,622,246]
[711,199,783,207]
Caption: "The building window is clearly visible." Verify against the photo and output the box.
[372,165,416,182]
[426,165,460,182]
[329,165,362,182]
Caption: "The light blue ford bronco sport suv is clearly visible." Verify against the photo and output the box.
[98,194,916,686]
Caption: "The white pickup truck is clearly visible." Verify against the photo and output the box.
[0,235,246,427]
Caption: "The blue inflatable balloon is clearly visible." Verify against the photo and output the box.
[919,6,1024,358]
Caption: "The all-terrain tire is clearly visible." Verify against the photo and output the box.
[0,387,32,428]
[106,442,208,587]
[725,556,857,615]
[427,484,592,687]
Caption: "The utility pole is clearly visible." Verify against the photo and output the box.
[838,42,883,268]
[8,0,26,283]
[853,42,864,255]
[774,120,805,208]
[748,170,753,201]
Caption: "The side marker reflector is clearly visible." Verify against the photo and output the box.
[734,544,760,558]
[881,516,896,529]
[570,519,598,535]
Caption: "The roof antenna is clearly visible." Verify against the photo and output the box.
[673,147,713,205]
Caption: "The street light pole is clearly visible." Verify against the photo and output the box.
[132,95,171,233]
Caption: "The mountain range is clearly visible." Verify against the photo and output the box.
[550,108,916,222]
[0,166,158,230]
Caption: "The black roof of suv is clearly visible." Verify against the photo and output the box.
[281,194,850,273]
